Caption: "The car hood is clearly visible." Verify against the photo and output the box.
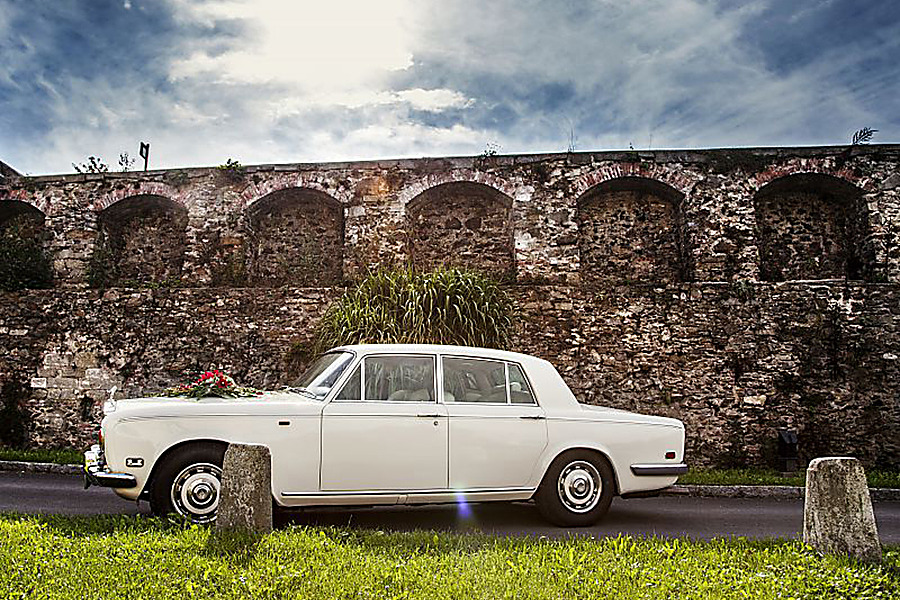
[105,391,322,418]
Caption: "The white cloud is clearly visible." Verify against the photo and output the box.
[168,0,415,90]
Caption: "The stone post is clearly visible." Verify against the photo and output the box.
[802,457,881,563]
[216,443,273,534]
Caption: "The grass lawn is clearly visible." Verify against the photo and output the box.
[0,514,898,599]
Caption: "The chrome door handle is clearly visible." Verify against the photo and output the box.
[519,415,546,420]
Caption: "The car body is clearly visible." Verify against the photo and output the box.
[85,344,687,526]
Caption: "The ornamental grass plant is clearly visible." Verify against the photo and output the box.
[314,267,515,353]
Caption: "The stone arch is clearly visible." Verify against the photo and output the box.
[0,200,53,290]
[754,173,867,281]
[246,187,344,287]
[91,194,188,287]
[406,181,515,275]
[576,177,688,285]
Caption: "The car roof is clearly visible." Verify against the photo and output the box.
[331,343,548,366]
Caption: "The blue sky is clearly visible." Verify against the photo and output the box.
[1,0,898,175]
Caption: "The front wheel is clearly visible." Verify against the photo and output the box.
[150,443,226,524]
[535,450,615,527]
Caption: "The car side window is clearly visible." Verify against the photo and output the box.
[334,365,361,401]
[508,363,536,405]
[442,357,508,403]
[364,355,435,402]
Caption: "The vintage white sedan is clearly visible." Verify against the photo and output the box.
[85,344,686,526]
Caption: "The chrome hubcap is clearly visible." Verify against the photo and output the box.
[557,460,601,513]
[171,462,222,523]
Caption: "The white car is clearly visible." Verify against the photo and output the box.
[85,344,687,526]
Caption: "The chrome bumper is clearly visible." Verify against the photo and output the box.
[630,463,688,476]
[84,445,137,489]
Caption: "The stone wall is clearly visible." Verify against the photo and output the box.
[1,144,899,468]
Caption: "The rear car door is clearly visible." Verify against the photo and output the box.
[443,356,548,489]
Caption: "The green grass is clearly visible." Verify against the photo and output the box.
[0,514,897,600]
[679,468,900,489]
[0,446,83,465]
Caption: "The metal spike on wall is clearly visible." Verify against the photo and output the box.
[139,142,150,171]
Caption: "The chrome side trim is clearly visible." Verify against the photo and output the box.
[630,463,688,476]
[281,486,535,498]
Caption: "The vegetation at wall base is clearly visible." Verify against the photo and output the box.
[0,447,83,465]
[0,514,897,599]
[314,267,515,353]
[679,468,900,489]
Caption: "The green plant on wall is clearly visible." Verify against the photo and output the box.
[314,267,515,354]
[85,229,118,289]
[0,224,53,291]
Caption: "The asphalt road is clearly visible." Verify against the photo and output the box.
[2,471,899,542]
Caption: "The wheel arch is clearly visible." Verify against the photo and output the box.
[537,446,621,497]
[139,438,229,498]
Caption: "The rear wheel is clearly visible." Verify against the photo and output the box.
[150,443,226,524]
[535,450,615,527]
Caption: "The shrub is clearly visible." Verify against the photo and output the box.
[0,380,30,448]
[315,267,514,353]
[0,224,52,291]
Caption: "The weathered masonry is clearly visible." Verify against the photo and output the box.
[1,145,899,469]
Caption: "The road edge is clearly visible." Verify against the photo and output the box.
[2,460,898,502]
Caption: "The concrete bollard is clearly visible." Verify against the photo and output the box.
[216,443,273,534]
[802,457,881,563]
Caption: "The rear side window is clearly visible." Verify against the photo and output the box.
[508,363,536,404]
[442,357,537,405]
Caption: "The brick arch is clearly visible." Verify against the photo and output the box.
[754,172,869,281]
[94,182,186,213]
[750,163,865,193]
[406,180,515,276]
[573,164,696,200]
[576,176,689,284]
[241,173,352,210]
[397,170,519,211]
[245,186,344,286]
[0,191,53,216]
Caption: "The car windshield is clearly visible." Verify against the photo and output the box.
[287,351,355,400]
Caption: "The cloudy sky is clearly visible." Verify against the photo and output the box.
[1,0,897,175]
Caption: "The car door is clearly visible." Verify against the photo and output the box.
[320,353,449,492]
[443,356,548,490]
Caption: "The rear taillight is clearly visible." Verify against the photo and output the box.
[665,451,676,460]
[98,430,104,448]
